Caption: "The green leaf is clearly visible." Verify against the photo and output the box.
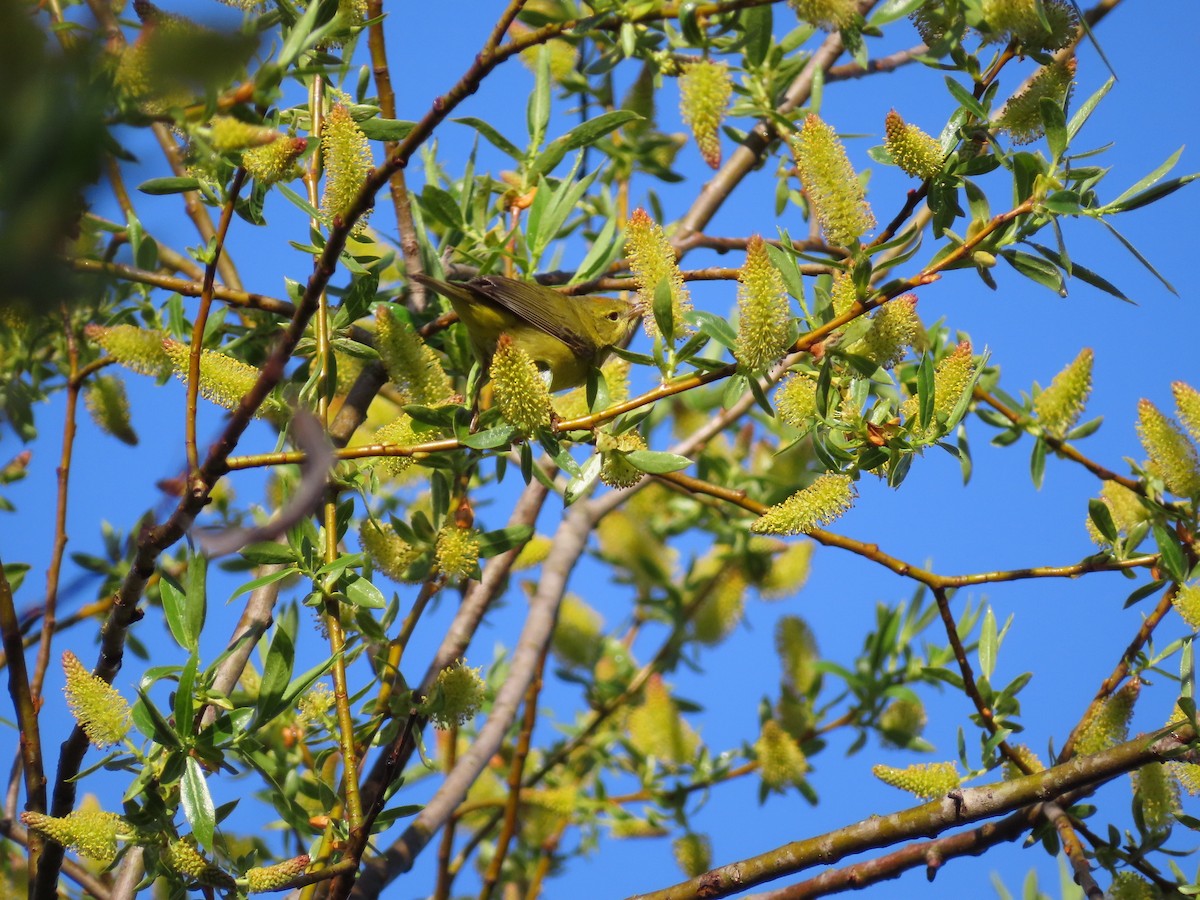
[1107,147,1184,210]
[1104,173,1199,215]
[1094,218,1177,295]
[477,524,535,557]
[1087,499,1118,543]
[421,185,464,231]
[1154,525,1188,583]
[916,352,935,431]
[181,757,216,851]
[240,542,300,565]
[564,453,602,505]
[133,687,182,749]
[979,607,997,681]
[742,4,772,68]
[174,655,197,740]
[228,566,298,603]
[943,76,987,120]
[1067,77,1114,143]
[529,111,641,179]
[1039,97,1067,162]
[1000,250,1065,296]
[185,553,207,656]
[461,425,517,450]
[651,276,674,345]
[870,0,926,25]
[573,215,621,284]
[160,577,195,654]
[688,310,738,351]
[344,575,386,609]
[1030,436,1046,490]
[527,44,552,150]
[358,118,417,142]
[256,604,297,725]
[137,177,201,196]
[452,117,522,160]
[1124,579,1165,609]
[624,450,692,475]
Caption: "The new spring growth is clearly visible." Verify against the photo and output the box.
[1171,584,1200,632]
[1085,481,1149,546]
[791,114,876,247]
[755,720,808,790]
[789,0,857,31]
[627,208,692,342]
[435,525,480,579]
[164,837,235,888]
[750,472,856,536]
[856,295,921,369]
[1172,381,1200,443]
[85,374,138,445]
[981,0,1079,52]
[1137,398,1200,497]
[627,675,699,765]
[242,136,307,186]
[735,235,792,375]
[21,801,130,865]
[491,334,553,432]
[598,429,648,489]
[776,615,819,695]
[359,521,421,583]
[162,339,283,419]
[879,698,927,748]
[883,110,944,181]
[901,340,976,438]
[85,324,172,379]
[679,59,732,169]
[1075,678,1140,756]
[245,855,311,893]
[1002,744,1045,781]
[1132,762,1180,831]
[371,415,418,479]
[872,761,961,799]
[775,373,819,429]
[421,660,486,729]
[62,651,131,748]
[552,594,604,668]
[375,305,454,405]
[672,833,712,878]
[320,103,373,232]
[1034,347,1093,438]
[996,58,1077,145]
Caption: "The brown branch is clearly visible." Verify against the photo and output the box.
[628,725,1197,900]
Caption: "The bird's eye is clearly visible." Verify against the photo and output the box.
[607,311,621,321]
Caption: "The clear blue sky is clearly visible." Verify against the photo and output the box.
[4,1,1199,897]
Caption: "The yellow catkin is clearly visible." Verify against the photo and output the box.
[626,676,700,765]
[883,110,943,180]
[627,208,692,342]
[996,59,1076,145]
[775,615,819,695]
[1033,348,1093,438]
[751,473,856,536]
[679,59,732,169]
[491,335,552,433]
[1137,398,1200,497]
[789,0,857,31]
[872,761,960,799]
[320,104,373,232]
[423,660,486,729]
[672,833,712,877]
[62,651,130,748]
[735,235,792,374]
[755,719,808,789]
[791,114,875,247]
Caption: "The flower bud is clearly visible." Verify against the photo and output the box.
[422,659,486,729]
[672,833,712,877]
[627,208,691,342]
[626,675,699,765]
[775,373,819,429]
[1132,761,1180,831]
[1075,678,1139,756]
[242,136,307,186]
[360,521,421,583]
[1173,381,1200,443]
[755,719,808,790]
[85,324,172,378]
[679,59,732,169]
[435,526,480,579]
[375,305,453,405]
[789,0,856,31]
[245,855,311,893]
[597,429,647,489]
[750,473,856,536]
[996,59,1076,145]
[735,236,792,374]
[553,594,604,669]
[1137,398,1200,497]
[491,335,552,433]
[775,615,819,695]
[791,115,875,247]
[883,110,943,181]
[85,374,138,445]
[1034,348,1093,438]
[320,104,373,232]
[871,761,960,799]
[63,651,130,748]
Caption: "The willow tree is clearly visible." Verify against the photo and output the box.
[2,0,1198,898]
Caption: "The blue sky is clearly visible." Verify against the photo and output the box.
[4,1,1199,898]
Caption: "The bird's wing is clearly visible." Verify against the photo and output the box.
[468,275,593,358]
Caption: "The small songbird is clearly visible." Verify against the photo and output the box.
[413,273,638,392]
